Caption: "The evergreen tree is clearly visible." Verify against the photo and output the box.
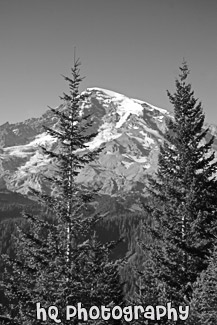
[2,59,125,324]
[187,246,217,325]
[140,61,217,311]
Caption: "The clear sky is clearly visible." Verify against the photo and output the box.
[0,0,217,125]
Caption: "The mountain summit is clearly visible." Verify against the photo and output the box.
[0,87,216,203]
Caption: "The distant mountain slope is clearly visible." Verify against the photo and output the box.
[0,189,38,221]
[0,87,216,211]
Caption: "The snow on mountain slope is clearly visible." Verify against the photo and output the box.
[81,88,168,152]
[0,87,215,198]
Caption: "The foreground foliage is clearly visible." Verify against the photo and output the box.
[139,61,217,322]
[187,246,217,324]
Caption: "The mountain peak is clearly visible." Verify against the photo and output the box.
[0,87,216,201]
[85,87,169,116]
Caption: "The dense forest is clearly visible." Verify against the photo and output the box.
[0,60,217,324]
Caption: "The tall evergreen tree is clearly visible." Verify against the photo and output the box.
[140,61,217,311]
[2,59,124,325]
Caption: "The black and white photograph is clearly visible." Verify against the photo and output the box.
[0,0,217,324]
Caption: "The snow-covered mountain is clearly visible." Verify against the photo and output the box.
[0,87,216,207]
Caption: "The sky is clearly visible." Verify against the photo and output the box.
[0,0,217,125]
